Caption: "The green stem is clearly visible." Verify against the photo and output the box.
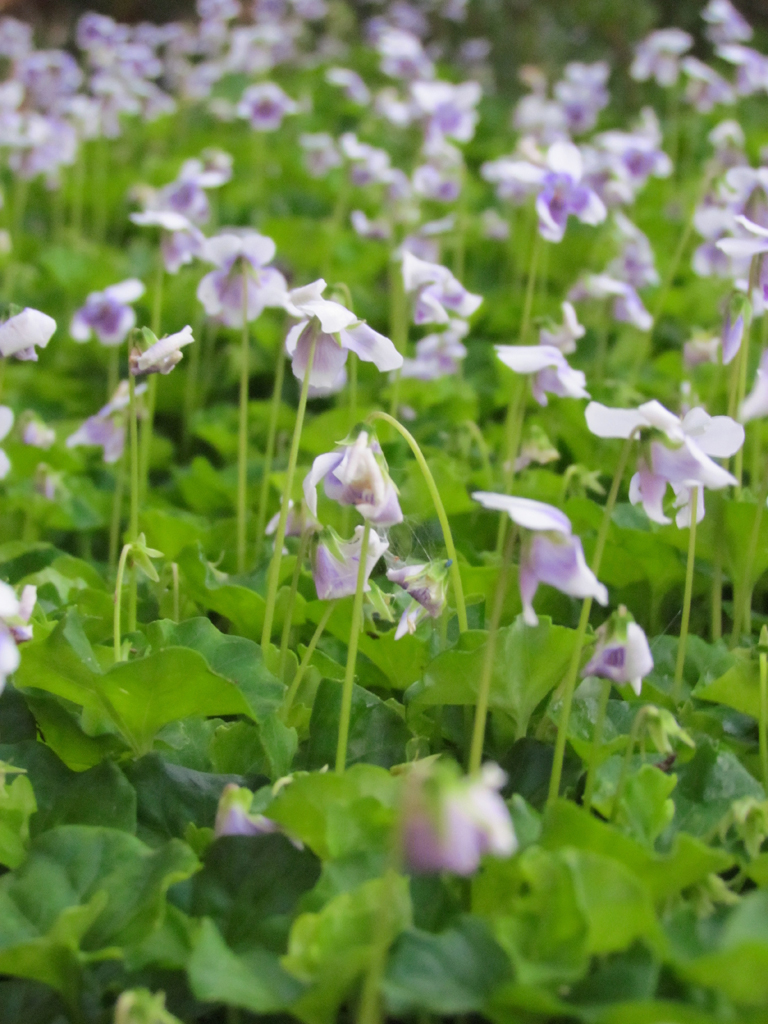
[495,377,527,554]
[388,255,408,420]
[468,527,515,774]
[237,264,251,573]
[255,346,286,562]
[731,484,767,645]
[127,374,140,632]
[282,601,335,717]
[172,562,180,622]
[113,542,131,663]
[760,648,768,793]
[583,677,612,811]
[108,454,126,573]
[610,705,651,822]
[336,521,372,773]
[673,487,699,704]
[348,351,358,432]
[356,866,399,1024]
[139,254,164,498]
[711,496,723,642]
[107,347,119,400]
[368,410,468,633]
[519,228,542,345]
[261,331,317,647]
[278,529,310,680]
[464,419,493,488]
[548,433,635,804]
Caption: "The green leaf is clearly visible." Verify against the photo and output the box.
[693,652,764,720]
[306,679,410,770]
[615,764,677,848]
[0,773,36,869]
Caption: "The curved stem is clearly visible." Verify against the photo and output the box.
[237,264,251,573]
[336,521,371,773]
[113,542,132,663]
[255,346,286,562]
[127,374,140,633]
[673,487,699,704]
[278,529,310,681]
[583,677,612,811]
[108,454,126,573]
[283,601,336,717]
[387,256,408,420]
[368,410,468,633]
[731,486,766,645]
[261,331,317,647]
[548,433,636,804]
[468,527,515,774]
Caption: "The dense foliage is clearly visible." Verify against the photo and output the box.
[3,1,768,1022]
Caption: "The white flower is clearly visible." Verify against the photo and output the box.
[0,307,56,361]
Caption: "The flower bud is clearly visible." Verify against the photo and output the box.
[582,606,653,696]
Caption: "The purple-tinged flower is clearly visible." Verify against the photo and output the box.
[22,416,55,450]
[515,425,560,472]
[495,344,589,407]
[583,606,653,697]
[412,162,460,203]
[351,210,391,241]
[197,230,287,327]
[401,319,468,380]
[703,0,752,45]
[67,380,146,465]
[538,301,585,354]
[0,308,56,362]
[339,132,393,187]
[609,213,659,290]
[304,430,403,527]
[586,400,743,526]
[266,498,319,540]
[284,280,402,394]
[198,0,241,20]
[593,115,672,199]
[568,273,653,332]
[401,761,516,876]
[472,492,608,625]
[374,86,416,128]
[481,209,510,241]
[18,50,83,112]
[312,525,389,601]
[716,44,768,97]
[682,57,735,113]
[325,67,370,105]
[237,82,297,130]
[553,61,610,135]
[684,333,721,368]
[0,17,33,60]
[0,581,36,694]
[630,28,692,87]
[130,325,194,376]
[215,783,280,838]
[717,213,768,263]
[299,132,342,178]
[387,559,448,639]
[70,280,144,348]
[401,252,482,325]
[377,27,434,81]
[534,141,607,242]
[740,349,768,423]
[0,406,13,479]
[411,80,482,144]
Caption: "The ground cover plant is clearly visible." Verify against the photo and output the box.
[5,0,768,1021]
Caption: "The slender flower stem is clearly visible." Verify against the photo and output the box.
[610,705,651,822]
[113,542,132,663]
[107,347,119,400]
[237,264,251,573]
[673,487,699,704]
[336,520,372,773]
[182,308,205,455]
[583,677,612,811]
[496,377,527,553]
[760,637,768,792]
[282,601,336,717]
[172,562,180,622]
[356,865,399,1024]
[731,483,767,644]
[519,228,541,345]
[388,255,408,420]
[140,254,165,499]
[711,495,724,642]
[108,454,126,573]
[734,258,760,493]
[127,374,140,633]
[261,331,317,647]
[348,351,358,432]
[548,433,636,804]
[464,420,494,488]
[368,410,468,633]
[468,527,515,775]
[254,346,286,562]
[278,529,310,681]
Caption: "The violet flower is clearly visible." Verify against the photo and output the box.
[376,27,434,81]
[703,0,752,45]
[283,280,402,394]
[22,416,55,450]
[339,133,393,187]
[681,57,735,113]
[312,525,389,601]
[400,319,468,380]
[387,559,449,639]
[130,325,194,376]
[553,61,610,136]
[740,349,768,423]
[0,307,56,362]
[716,45,768,97]
[197,230,287,327]
[411,80,482,144]
[583,606,653,697]
[495,344,589,407]
[215,783,280,838]
[67,380,146,464]
[237,82,297,130]
[0,581,36,694]
[401,252,482,325]
[70,279,145,348]
[401,761,516,876]
[351,210,391,241]
[630,29,693,87]
[568,273,653,332]
[538,301,585,354]
[609,213,659,290]
[325,67,370,106]
[304,430,403,527]
[299,132,342,178]
[472,492,608,626]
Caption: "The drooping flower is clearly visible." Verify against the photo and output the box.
[681,57,735,113]
[21,414,55,450]
[400,319,468,380]
[283,280,402,394]
[304,430,402,527]
[130,325,194,376]
[702,0,752,45]
[401,252,482,325]
[312,525,389,601]
[70,280,145,348]
[716,45,768,98]
[237,82,297,130]
[568,273,653,331]
[410,80,482,144]
[630,28,693,87]
[538,301,585,354]
[215,783,281,838]
[67,380,147,464]
[0,582,36,694]
[387,559,449,639]
[197,230,287,327]
[400,761,516,876]
[472,492,608,625]
[0,307,56,361]
[553,61,610,136]
[583,606,653,697]
[325,67,371,106]
[495,344,589,407]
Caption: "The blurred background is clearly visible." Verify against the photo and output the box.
[6,0,767,98]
